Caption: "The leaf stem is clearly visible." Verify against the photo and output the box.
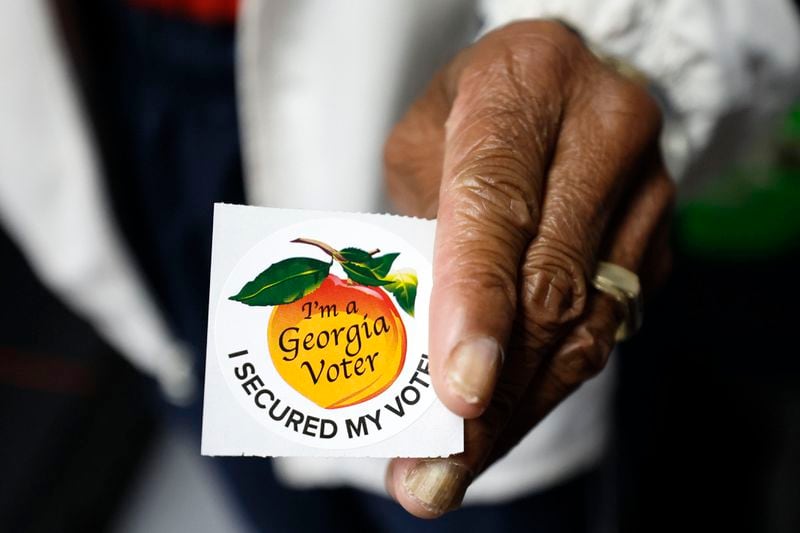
[291,238,345,262]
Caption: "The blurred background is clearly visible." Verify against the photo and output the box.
[1,1,799,532]
[616,104,800,533]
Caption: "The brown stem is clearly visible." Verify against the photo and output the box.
[291,238,345,261]
[367,248,380,256]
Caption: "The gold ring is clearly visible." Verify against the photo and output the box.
[591,261,642,342]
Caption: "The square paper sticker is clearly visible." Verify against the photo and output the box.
[202,204,464,458]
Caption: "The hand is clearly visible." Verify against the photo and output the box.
[383,20,675,517]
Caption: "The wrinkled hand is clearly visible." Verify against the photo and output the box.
[383,20,675,517]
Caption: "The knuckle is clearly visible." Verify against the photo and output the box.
[539,19,585,46]
[383,124,408,178]
[539,367,578,406]
[520,239,588,340]
[487,19,585,71]
[497,19,578,43]
[383,118,432,184]
[453,34,567,133]
[551,325,613,387]
[598,76,663,142]
[449,168,538,241]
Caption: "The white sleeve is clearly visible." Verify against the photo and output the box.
[0,0,194,403]
[479,0,800,184]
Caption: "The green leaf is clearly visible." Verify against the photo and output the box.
[229,257,330,306]
[341,261,392,286]
[338,247,398,287]
[339,247,372,262]
[384,269,418,317]
[370,253,399,277]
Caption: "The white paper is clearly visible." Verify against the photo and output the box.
[201,204,463,458]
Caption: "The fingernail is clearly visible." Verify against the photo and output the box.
[404,460,470,515]
[446,336,502,405]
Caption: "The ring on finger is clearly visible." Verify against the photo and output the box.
[591,261,642,342]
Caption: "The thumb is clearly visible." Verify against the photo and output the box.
[428,57,559,418]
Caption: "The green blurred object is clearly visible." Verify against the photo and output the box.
[782,105,800,139]
[676,104,800,260]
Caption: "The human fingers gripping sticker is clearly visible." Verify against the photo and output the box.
[203,205,462,458]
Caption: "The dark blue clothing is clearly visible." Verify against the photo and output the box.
[77,2,604,531]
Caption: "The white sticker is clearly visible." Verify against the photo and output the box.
[202,204,463,458]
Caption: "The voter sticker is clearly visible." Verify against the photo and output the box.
[201,204,463,458]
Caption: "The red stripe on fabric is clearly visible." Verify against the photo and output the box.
[129,0,239,25]
[0,348,97,397]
